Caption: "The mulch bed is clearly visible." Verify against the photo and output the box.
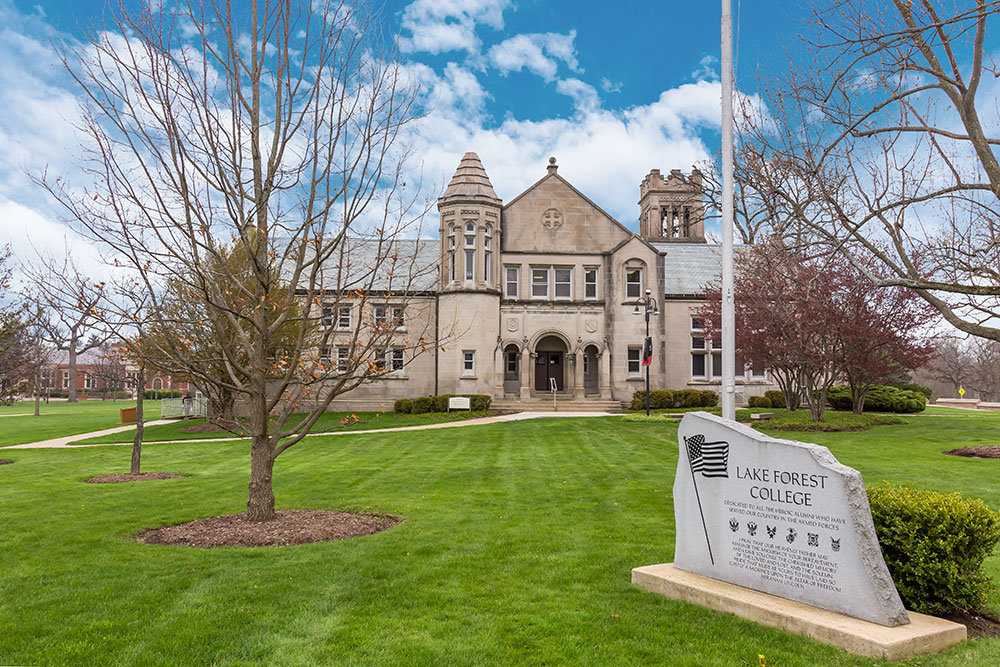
[137,509,400,548]
[86,473,186,483]
[944,610,1000,639]
[943,446,1000,459]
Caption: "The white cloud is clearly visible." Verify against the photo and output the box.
[692,54,719,81]
[600,77,622,93]
[397,0,512,55]
[555,78,599,113]
[487,31,581,82]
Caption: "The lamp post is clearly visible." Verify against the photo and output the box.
[633,288,660,416]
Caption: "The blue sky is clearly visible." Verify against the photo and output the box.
[1,0,812,263]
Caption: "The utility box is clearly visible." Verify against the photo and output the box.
[120,407,137,424]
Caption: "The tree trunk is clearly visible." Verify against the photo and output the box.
[131,364,144,475]
[68,329,78,403]
[33,367,41,417]
[850,383,869,415]
[246,383,276,521]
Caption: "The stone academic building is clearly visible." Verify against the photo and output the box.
[325,153,773,411]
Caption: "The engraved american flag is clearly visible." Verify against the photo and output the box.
[685,434,729,478]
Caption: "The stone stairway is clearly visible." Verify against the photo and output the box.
[492,397,624,413]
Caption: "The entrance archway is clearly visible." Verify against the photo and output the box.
[534,335,567,392]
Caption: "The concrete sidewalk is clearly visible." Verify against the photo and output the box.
[2,419,175,449]
[0,412,621,450]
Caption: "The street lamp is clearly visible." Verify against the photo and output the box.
[633,288,660,416]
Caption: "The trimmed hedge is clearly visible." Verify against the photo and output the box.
[828,385,926,413]
[748,396,772,409]
[631,389,718,411]
[396,394,491,414]
[868,483,1000,614]
[764,390,786,408]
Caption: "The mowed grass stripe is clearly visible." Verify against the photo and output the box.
[0,416,998,665]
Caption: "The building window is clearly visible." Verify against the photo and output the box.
[712,352,723,378]
[373,348,386,372]
[337,346,350,373]
[751,364,766,379]
[691,336,706,350]
[465,222,475,234]
[374,306,388,327]
[338,306,351,329]
[319,346,332,362]
[506,350,518,373]
[484,224,492,249]
[449,252,456,282]
[153,377,163,390]
[584,267,598,299]
[392,306,405,328]
[627,346,641,374]
[465,250,475,281]
[531,268,549,298]
[505,266,519,298]
[554,267,572,299]
[484,251,491,282]
[691,316,704,330]
[321,305,334,327]
[448,235,455,249]
[63,372,69,389]
[391,348,404,372]
[465,234,476,248]
[84,373,94,389]
[692,353,707,378]
[583,354,589,374]
[463,350,475,375]
[626,267,643,299]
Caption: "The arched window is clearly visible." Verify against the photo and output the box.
[153,377,163,390]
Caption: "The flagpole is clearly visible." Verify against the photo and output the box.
[721,0,736,420]
[685,436,715,565]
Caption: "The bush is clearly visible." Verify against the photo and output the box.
[412,396,434,414]
[394,398,413,414]
[892,382,933,399]
[868,483,1000,615]
[748,395,772,409]
[764,390,785,408]
[829,385,927,413]
[631,389,716,410]
[468,394,491,411]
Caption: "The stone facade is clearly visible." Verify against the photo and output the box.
[325,153,774,410]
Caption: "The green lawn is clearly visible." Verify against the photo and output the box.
[70,410,495,445]
[0,414,998,665]
[0,400,160,447]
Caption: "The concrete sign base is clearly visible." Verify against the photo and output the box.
[632,564,966,661]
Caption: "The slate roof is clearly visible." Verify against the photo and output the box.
[438,152,502,205]
[655,242,724,296]
[309,238,440,293]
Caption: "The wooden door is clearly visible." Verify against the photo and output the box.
[534,352,564,391]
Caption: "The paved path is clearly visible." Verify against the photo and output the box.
[0,413,33,417]
[0,412,621,450]
[2,419,175,450]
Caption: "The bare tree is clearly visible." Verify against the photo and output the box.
[22,252,112,402]
[753,1,1000,341]
[35,0,436,521]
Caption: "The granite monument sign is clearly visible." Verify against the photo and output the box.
[673,412,909,627]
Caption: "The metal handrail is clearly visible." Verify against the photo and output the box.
[549,377,558,411]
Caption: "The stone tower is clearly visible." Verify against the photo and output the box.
[638,168,706,242]
[437,153,502,395]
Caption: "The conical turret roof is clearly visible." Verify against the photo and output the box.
[439,152,502,205]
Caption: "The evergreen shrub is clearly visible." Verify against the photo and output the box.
[394,398,413,414]
[747,396,772,409]
[630,389,716,411]
[868,483,1000,614]
[828,385,926,413]
[412,396,434,414]
[764,390,785,408]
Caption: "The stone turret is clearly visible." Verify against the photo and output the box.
[437,152,502,291]
[638,168,706,243]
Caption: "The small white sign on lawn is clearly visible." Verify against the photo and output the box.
[448,396,471,412]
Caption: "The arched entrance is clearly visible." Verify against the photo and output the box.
[503,343,520,395]
[583,344,600,395]
[534,335,567,392]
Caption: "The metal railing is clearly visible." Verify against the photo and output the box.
[549,377,558,411]
[161,397,208,419]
